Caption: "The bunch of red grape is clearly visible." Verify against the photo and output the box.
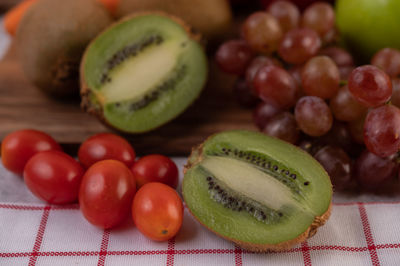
[216,1,400,192]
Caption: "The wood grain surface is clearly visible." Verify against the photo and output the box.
[0,44,256,155]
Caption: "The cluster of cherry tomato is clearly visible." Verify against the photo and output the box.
[1,129,183,241]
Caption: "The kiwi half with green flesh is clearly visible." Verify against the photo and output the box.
[16,0,112,97]
[183,130,332,252]
[81,13,208,133]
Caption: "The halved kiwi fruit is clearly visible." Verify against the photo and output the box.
[81,13,208,133]
[183,130,332,252]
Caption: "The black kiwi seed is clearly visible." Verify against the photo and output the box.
[278,212,283,217]
[273,165,278,171]
[290,174,297,179]
[127,65,186,111]
[304,181,310,186]
[206,176,212,181]
[103,34,164,76]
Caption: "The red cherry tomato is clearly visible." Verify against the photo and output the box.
[1,129,62,175]
[132,182,183,241]
[79,160,136,229]
[23,151,84,204]
[131,154,179,189]
[78,133,136,169]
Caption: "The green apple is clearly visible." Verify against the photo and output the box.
[336,0,400,61]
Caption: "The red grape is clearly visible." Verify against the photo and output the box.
[215,40,254,75]
[319,46,354,67]
[391,78,400,108]
[301,2,335,36]
[319,121,360,156]
[314,146,352,190]
[253,65,298,109]
[242,12,283,54]
[278,28,321,64]
[294,96,333,136]
[348,115,366,145]
[253,102,282,129]
[262,112,299,144]
[355,150,397,190]
[288,65,303,87]
[364,105,400,157]
[348,65,392,107]
[232,79,259,108]
[330,85,367,121]
[301,56,340,99]
[321,27,339,45]
[371,48,400,78]
[246,56,281,92]
[299,139,318,155]
[339,66,354,81]
[267,0,300,32]
[261,0,335,11]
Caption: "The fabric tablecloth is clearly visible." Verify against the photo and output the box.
[1,158,400,266]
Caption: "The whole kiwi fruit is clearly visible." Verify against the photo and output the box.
[183,130,332,252]
[16,0,113,97]
[117,0,232,41]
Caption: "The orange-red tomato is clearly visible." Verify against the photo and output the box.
[1,129,62,175]
[132,182,183,241]
[24,151,84,204]
[79,160,136,229]
[78,133,136,169]
[131,154,179,189]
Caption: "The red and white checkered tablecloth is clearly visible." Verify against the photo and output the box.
[1,159,400,266]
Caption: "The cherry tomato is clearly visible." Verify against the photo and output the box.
[1,129,62,175]
[131,154,178,189]
[132,182,183,241]
[23,151,84,204]
[79,160,136,229]
[78,133,136,169]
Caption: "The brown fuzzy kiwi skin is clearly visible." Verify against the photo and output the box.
[116,0,232,41]
[183,140,332,252]
[16,0,113,98]
[80,12,205,134]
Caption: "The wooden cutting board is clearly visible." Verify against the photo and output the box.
[0,44,256,155]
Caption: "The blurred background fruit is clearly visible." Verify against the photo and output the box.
[260,0,334,10]
[336,0,400,61]
[15,0,112,97]
[117,0,232,41]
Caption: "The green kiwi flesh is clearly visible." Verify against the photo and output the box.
[183,130,332,251]
[81,13,208,133]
